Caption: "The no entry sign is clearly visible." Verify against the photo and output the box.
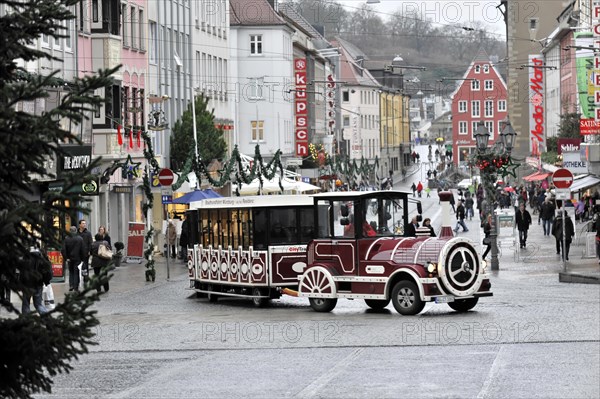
[552,168,574,189]
[158,168,174,186]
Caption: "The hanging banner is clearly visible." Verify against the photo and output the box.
[575,33,600,120]
[127,222,145,258]
[528,54,545,156]
[294,58,308,157]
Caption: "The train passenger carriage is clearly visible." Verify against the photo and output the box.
[186,190,492,314]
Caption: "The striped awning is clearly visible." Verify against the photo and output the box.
[523,172,551,181]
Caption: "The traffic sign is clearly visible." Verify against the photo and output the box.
[158,168,174,186]
[552,168,574,189]
[555,188,570,200]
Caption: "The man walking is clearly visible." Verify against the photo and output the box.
[453,200,469,233]
[21,246,53,314]
[540,198,555,236]
[78,219,93,279]
[62,226,85,292]
[515,203,532,248]
[552,210,575,260]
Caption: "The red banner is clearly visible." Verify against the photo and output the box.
[580,118,600,135]
[47,250,64,280]
[127,222,145,258]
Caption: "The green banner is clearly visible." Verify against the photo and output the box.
[575,33,597,119]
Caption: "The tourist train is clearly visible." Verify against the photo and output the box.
[185,190,492,315]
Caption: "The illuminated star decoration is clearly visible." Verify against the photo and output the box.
[498,156,518,179]
[120,154,142,179]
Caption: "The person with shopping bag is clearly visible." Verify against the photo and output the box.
[21,246,52,314]
[90,234,112,293]
[62,226,85,292]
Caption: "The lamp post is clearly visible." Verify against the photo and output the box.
[474,119,516,272]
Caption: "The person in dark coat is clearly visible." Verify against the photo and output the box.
[78,219,93,277]
[422,218,436,237]
[21,247,52,314]
[552,210,575,260]
[179,217,189,260]
[90,234,111,293]
[62,226,85,292]
[97,225,111,246]
[481,214,492,260]
[404,216,419,237]
[515,203,532,248]
[540,198,555,236]
[453,200,469,233]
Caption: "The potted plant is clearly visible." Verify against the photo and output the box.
[112,242,125,267]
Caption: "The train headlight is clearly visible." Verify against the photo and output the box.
[427,262,437,273]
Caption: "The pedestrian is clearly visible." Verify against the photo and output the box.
[179,216,189,260]
[552,210,575,261]
[61,226,85,292]
[90,234,111,293]
[425,187,431,198]
[97,225,111,246]
[515,203,532,248]
[465,196,474,220]
[481,214,492,260]
[416,181,423,198]
[540,198,555,236]
[78,219,93,280]
[449,191,456,213]
[453,200,469,233]
[167,220,177,258]
[21,246,52,314]
[405,216,419,237]
[423,218,436,237]
[433,170,437,179]
[411,182,416,197]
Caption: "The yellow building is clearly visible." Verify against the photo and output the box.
[380,90,410,174]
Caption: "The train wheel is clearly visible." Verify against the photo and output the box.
[299,267,336,296]
[252,287,269,308]
[364,299,390,310]
[309,298,338,312]
[391,281,425,315]
[448,297,478,312]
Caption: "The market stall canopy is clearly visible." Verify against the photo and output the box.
[237,177,321,195]
[523,172,551,182]
[172,189,221,204]
[568,174,600,192]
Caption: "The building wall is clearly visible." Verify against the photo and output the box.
[451,61,508,165]
[505,0,567,159]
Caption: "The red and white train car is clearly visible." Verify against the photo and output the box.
[186,191,492,314]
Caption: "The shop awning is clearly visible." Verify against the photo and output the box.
[569,175,600,192]
[523,172,551,181]
[172,189,222,204]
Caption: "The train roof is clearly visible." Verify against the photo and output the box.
[188,190,412,210]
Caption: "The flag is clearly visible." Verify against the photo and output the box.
[117,124,123,146]
[129,128,133,149]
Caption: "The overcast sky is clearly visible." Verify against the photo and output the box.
[336,0,506,35]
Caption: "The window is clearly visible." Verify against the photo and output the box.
[474,65,481,73]
[343,115,350,127]
[251,120,264,141]
[459,121,467,135]
[485,121,494,138]
[471,100,480,117]
[149,22,157,63]
[498,100,507,112]
[130,6,136,49]
[122,4,128,47]
[139,9,145,50]
[471,80,480,90]
[65,20,73,51]
[483,64,490,73]
[250,35,262,55]
[79,0,85,31]
[342,91,349,102]
[484,80,493,90]
[458,101,467,113]
[41,34,50,47]
[484,100,494,117]
[92,0,99,22]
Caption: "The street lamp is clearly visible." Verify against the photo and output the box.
[474,119,516,272]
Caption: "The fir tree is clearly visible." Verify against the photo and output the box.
[0,1,118,397]
[170,94,227,171]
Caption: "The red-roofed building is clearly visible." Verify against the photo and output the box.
[451,49,508,166]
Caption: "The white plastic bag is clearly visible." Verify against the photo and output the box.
[77,262,85,291]
[42,284,55,310]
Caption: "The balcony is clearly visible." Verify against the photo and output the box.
[91,35,122,76]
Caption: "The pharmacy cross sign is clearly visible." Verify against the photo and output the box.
[552,168,574,189]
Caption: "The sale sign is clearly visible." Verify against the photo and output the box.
[127,222,145,258]
[294,58,308,157]
[47,250,64,282]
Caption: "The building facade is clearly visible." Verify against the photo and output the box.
[450,50,508,166]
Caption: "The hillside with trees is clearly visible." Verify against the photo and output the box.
[287,0,507,84]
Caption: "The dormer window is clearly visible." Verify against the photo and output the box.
[483,64,490,73]
[474,65,481,74]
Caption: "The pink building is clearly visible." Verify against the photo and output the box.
[450,50,508,165]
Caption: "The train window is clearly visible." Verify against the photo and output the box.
[220,209,230,248]
[253,208,268,249]
[333,200,354,238]
[299,208,314,243]
[316,200,330,238]
[270,208,296,245]
[241,210,251,249]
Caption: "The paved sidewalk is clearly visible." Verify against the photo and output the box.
[448,203,600,284]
